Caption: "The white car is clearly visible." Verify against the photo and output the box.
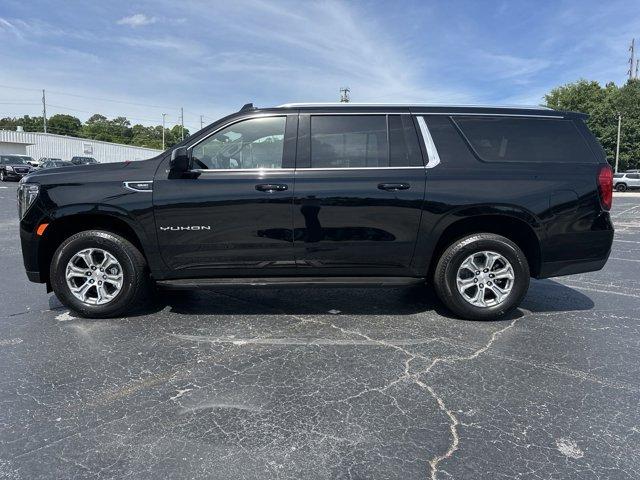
[613,172,640,191]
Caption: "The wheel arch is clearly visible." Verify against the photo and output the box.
[425,213,543,279]
[37,212,147,284]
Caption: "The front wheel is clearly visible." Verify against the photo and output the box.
[50,230,150,318]
[0,170,5,182]
[433,233,530,320]
[615,183,627,192]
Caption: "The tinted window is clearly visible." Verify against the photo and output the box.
[454,116,596,163]
[389,115,423,167]
[613,174,624,178]
[628,174,640,179]
[311,116,388,168]
[192,116,286,169]
[1,156,26,165]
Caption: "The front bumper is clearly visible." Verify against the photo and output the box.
[4,171,29,180]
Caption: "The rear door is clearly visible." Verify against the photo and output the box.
[292,112,426,276]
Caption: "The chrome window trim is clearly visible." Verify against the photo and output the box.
[187,113,289,171]
[295,166,425,171]
[123,180,153,192]
[416,116,441,169]
[193,168,295,173]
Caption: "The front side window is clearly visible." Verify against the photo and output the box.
[453,116,596,163]
[192,116,286,170]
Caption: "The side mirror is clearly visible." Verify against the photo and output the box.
[169,147,189,178]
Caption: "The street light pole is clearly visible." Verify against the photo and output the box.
[161,113,167,150]
[615,114,622,173]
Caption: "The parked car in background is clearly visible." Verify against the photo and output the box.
[613,172,640,191]
[11,155,38,168]
[18,103,614,321]
[39,160,74,170]
[70,156,98,166]
[0,155,34,181]
[36,157,63,167]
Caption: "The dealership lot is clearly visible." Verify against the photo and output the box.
[0,183,639,479]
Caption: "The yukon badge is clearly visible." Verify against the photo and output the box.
[160,226,212,231]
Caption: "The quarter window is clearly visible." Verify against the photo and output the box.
[191,116,286,170]
[453,116,596,163]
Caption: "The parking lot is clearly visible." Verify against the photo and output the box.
[0,182,639,479]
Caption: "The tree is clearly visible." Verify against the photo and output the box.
[545,79,640,170]
[47,114,82,136]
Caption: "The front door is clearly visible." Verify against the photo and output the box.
[292,113,427,276]
[153,114,297,277]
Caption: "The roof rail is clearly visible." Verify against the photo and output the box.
[276,102,552,110]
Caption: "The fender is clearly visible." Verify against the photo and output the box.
[410,203,546,277]
[38,203,164,279]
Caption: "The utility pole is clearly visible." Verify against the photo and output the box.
[200,115,204,130]
[161,113,167,150]
[339,87,350,103]
[180,107,184,141]
[629,38,636,80]
[42,89,47,133]
[615,114,622,174]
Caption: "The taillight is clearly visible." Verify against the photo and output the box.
[597,165,613,211]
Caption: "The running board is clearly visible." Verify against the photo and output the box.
[157,276,425,289]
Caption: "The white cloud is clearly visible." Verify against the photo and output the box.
[117,14,156,27]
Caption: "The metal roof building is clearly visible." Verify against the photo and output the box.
[0,130,162,163]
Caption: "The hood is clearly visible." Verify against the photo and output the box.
[22,156,164,185]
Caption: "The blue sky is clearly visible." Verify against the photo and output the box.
[0,0,638,131]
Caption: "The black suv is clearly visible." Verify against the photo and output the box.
[1,155,34,181]
[18,103,614,320]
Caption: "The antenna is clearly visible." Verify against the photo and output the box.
[339,87,350,103]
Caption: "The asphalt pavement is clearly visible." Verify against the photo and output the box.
[1,182,639,479]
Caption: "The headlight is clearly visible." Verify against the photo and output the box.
[6,166,13,172]
[17,182,40,219]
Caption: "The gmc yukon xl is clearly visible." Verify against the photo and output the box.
[17,103,614,320]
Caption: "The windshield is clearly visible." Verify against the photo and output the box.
[0,156,27,165]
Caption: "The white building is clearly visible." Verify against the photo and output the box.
[0,129,162,163]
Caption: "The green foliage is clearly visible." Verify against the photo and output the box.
[0,113,191,150]
[545,79,640,171]
[47,114,82,136]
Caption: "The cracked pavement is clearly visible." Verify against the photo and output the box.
[1,183,639,479]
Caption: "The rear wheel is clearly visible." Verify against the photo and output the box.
[50,230,150,318]
[615,183,627,192]
[433,233,530,320]
[0,170,5,182]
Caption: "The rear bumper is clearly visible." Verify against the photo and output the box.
[538,254,610,278]
[537,222,614,279]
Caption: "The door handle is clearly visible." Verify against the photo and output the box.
[255,183,288,192]
[378,183,410,191]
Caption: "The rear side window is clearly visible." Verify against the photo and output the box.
[613,174,624,178]
[309,115,422,168]
[453,116,596,163]
[311,116,387,168]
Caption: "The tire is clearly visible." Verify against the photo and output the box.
[615,183,627,192]
[50,230,150,318]
[0,170,5,182]
[433,233,530,321]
